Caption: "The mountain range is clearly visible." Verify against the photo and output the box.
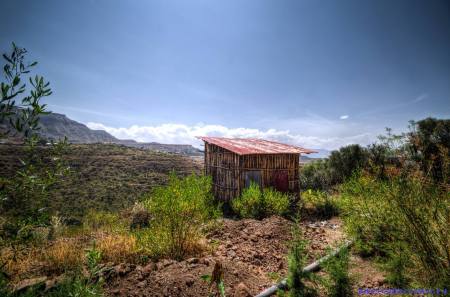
[0,111,203,156]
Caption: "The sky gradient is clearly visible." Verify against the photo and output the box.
[2,0,449,151]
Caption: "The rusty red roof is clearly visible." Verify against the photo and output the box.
[198,137,317,155]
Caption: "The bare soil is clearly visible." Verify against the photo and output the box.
[103,216,375,297]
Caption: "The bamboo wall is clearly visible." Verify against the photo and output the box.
[204,143,300,201]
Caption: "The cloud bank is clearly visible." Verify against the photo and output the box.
[87,122,374,151]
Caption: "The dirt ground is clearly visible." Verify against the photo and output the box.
[103,216,387,297]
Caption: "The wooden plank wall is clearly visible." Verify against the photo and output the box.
[205,143,300,201]
[205,143,240,201]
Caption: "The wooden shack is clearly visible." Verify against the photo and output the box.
[198,137,316,201]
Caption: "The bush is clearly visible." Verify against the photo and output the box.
[231,182,290,219]
[299,160,333,191]
[264,188,291,216]
[300,144,368,191]
[137,173,220,260]
[323,247,352,297]
[301,190,339,219]
[340,171,450,287]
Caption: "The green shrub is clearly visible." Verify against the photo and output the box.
[138,173,220,260]
[231,182,262,218]
[340,171,450,287]
[264,188,290,216]
[300,144,369,191]
[231,182,289,219]
[301,190,339,219]
[323,247,352,297]
[299,160,334,191]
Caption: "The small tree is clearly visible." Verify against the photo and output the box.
[0,43,68,229]
[323,248,352,297]
[286,221,317,297]
[1,42,51,137]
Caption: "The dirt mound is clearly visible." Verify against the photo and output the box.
[104,216,346,297]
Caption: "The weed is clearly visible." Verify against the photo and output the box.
[201,261,226,297]
[86,243,102,276]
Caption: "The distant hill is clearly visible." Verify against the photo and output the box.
[38,112,118,143]
[0,110,203,156]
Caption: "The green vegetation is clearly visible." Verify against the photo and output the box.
[322,248,352,297]
[231,182,290,219]
[301,190,339,219]
[286,221,317,297]
[45,277,103,297]
[341,171,450,287]
[339,118,450,288]
[300,144,368,191]
[137,173,220,260]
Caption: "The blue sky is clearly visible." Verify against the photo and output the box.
[1,0,449,151]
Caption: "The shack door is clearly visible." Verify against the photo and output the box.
[244,170,262,188]
[271,170,289,192]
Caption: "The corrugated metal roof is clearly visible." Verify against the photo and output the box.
[198,137,317,155]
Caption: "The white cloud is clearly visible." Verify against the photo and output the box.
[86,122,374,151]
[340,115,349,120]
[412,93,428,103]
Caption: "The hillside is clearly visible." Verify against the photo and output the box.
[0,143,201,221]
[38,112,118,143]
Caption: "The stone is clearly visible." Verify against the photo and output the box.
[143,262,157,275]
[235,282,251,297]
[185,275,195,287]
[115,263,132,276]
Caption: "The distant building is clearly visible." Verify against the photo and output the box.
[198,137,316,201]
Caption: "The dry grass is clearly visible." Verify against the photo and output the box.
[43,238,84,273]
[0,246,41,282]
[96,233,138,263]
